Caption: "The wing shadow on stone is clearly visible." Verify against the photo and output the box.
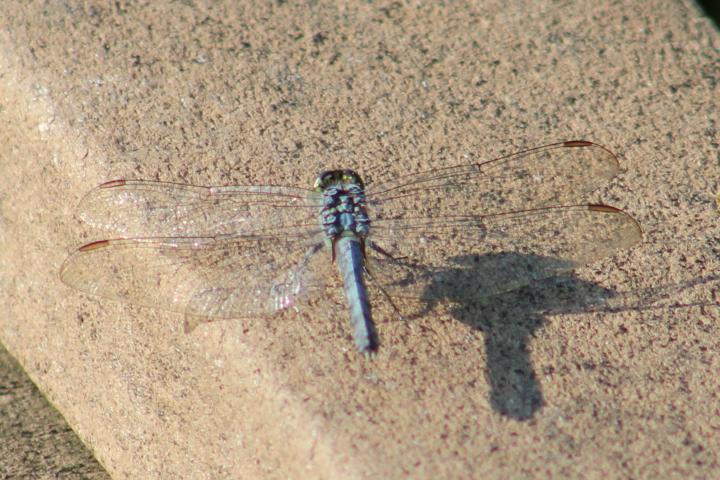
[404,252,612,420]
[405,252,720,421]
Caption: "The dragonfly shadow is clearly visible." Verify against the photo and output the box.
[416,253,617,421]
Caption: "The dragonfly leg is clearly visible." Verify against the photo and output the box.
[364,265,406,322]
[302,242,325,264]
[367,240,408,262]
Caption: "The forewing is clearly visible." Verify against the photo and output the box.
[76,179,322,237]
[367,205,641,303]
[367,141,619,220]
[60,232,330,330]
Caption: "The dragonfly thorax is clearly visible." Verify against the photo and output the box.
[315,170,370,239]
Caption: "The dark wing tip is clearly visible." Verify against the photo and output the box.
[78,239,111,252]
[588,204,644,238]
[588,203,622,213]
[563,140,594,147]
[99,179,127,188]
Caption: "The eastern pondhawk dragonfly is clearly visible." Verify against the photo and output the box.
[60,140,641,355]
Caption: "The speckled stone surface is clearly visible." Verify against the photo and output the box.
[0,342,110,479]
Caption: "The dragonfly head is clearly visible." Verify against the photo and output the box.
[314,169,365,192]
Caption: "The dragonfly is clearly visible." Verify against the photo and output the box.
[60,140,642,355]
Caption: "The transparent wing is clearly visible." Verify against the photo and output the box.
[367,204,642,302]
[366,141,619,221]
[60,232,330,331]
[76,179,322,237]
